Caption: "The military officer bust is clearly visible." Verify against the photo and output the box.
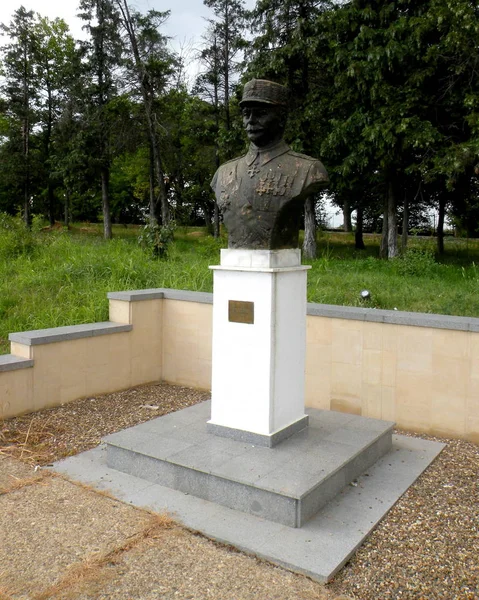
[211,79,329,249]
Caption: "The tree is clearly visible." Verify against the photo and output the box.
[320,0,447,258]
[33,16,78,225]
[1,7,38,226]
[159,89,219,227]
[115,1,176,225]
[419,0,479,251]
[78,0,125,239]
[204,0,246,132]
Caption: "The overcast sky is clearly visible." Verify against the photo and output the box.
[0,1,255,50]
[1,0,257,85]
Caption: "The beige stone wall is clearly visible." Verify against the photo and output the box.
[305,316,479,444]
[0,367,33,418]
[2,289,478,443]
[162,299,212,390]
[1,297,163,419]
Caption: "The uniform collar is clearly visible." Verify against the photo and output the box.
[245,139,290,166]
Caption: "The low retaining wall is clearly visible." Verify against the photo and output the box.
[1,288,478,443]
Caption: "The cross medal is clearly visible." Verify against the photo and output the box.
[247,165,260,178]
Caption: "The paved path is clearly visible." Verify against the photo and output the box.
[0,455,333,600]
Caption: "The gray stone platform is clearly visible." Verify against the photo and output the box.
[52,401,445,582]
[105,401,394,528]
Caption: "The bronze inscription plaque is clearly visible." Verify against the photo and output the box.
[228,300,254,324]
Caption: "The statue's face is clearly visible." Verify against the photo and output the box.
[241,103,284,147]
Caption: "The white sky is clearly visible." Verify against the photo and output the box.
[0,0,255,77]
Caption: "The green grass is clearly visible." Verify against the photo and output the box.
[307,231,479,316]
[2,219,479,355]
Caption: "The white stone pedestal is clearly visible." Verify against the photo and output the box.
[207,249,310,447]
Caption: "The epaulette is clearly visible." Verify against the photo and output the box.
[287,150,318,162]
[219,154,246,168]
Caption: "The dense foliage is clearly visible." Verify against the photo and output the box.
[1,0,479,253]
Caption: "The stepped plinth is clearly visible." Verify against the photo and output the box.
[105,400,394,528]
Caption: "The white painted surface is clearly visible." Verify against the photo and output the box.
[209,249,309,436]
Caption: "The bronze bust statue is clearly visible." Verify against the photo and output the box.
[211,79,329,250]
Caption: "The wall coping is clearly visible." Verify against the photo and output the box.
[108,288,214,304]
[306,303,479,332]
[0,355,34,372]
[110,287,479,332]
[6,289,479,352]
[9,322,132,346]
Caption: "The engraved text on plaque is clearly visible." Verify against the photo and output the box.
[228,300,254,324]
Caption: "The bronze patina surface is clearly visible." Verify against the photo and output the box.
[211,79,329,250]
[228,300,255,324]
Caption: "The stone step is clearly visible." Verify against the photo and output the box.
[105,401,394,528]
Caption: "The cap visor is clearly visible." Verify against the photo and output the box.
[239,98,279,107]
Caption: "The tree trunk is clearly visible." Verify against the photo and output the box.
[101,167,112,239]
[224,4,231,132]
[303,196,317,259]
[401,195,408,251]
[343,199,352,232]
[64,188,70,227]
[437,195,446,254]
[380,196,388,259]
[213,202,220,238]
[355,206,365,249]
[148,145,158,223]
[22,113,31,228]
[213,143,220,238]
[48,182,55,226]
[23,180,30,229]
[387,180,398,258]
[46,82,55,226]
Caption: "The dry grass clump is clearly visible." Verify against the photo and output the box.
[0,415,58,464]
[0,382,209,465]
[31,513,176,600]
[0,470,52,495]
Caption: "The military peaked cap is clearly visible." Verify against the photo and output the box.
[239,79,289,107]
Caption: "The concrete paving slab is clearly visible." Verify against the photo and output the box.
[50,519,329,600]
[0,455,40,490]
[0,471,151,597]
[52,432,444,582]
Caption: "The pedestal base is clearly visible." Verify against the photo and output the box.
[206,414,309,448]
[105,401,395,528]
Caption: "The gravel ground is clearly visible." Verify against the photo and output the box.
[1,381,478,599]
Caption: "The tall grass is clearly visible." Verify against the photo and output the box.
[2,218,479,355]
[0,221,221,353]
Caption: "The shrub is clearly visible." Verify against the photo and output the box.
[0,213,36,258]
[396,247,438,277]
[138,219,176,258]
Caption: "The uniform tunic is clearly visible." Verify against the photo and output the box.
[211,140,329,249]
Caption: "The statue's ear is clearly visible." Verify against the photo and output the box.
[278,107,288,130]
